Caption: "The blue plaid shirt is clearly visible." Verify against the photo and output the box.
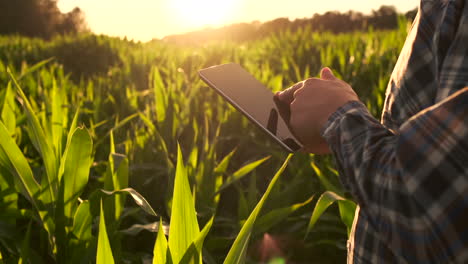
[322,0,468,263]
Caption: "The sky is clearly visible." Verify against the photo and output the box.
[58,0,420,42]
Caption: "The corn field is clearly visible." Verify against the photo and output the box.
[0,19,409,264]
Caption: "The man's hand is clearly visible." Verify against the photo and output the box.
[274,67,359,154]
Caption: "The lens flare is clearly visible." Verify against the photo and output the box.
[169,0,237,28]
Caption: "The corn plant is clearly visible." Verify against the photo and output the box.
[0,67,93,262]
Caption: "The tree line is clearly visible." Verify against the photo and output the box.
[0,0,87,39]
[0,2,417,43]
[163,6,418,44]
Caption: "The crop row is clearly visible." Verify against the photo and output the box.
[0,22,408,263]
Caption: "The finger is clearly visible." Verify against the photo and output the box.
[274,82,303,124]
[276,81,304,104]
[320,67,336,81]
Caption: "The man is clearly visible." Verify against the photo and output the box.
[274,0,468,262]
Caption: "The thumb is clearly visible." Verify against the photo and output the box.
[320,67,336,80]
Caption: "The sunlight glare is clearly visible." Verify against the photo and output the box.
[169,0,238,28]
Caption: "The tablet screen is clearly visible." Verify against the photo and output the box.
[199,63,302,152]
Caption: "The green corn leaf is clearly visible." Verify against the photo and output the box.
[152,68,167,122]
[62,128,92,220]
[216,156,270,194]
[72,201,92,241]
[120,222,163,236]
[113,154,129,219]
[310,162,341,195]
[305,191,347,239]
[179,216,214,264]
[97,200,115,264]
[58,107,80,182]
[194,216,214,253]
[254,195,315,235]
[268,75,283,92]
[224,154,293,264]
[1,82,16,135]
[338,200,357,236]
[168,144,200,264]
[96,113,138,146]
[50,79,64,157]
[214,148,236,174]
[102,130,129,221]
[8,68,57,202]
[188,145,198,172]
[18,58,54,80]
[106,153,129,220]
[112,113,139,133]
[246,172,258,212]
[236,185,249,221]
[106,131,117,184]
[101,188,157,217]
[0,121,40,211]
[138,111,156,133]
[153,127,172,169]
[0,166,18,219]
[153,218,170,264]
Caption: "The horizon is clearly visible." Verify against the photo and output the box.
[58,0,419,42]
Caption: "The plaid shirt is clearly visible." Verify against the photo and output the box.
[322,0,468,263]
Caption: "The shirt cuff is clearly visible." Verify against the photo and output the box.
[320,100,369,140]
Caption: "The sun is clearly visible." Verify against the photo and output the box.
[169,0,238,28]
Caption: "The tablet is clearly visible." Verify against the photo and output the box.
[198,63,302,152]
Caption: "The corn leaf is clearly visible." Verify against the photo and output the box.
[96,113,138,146]
[112,113,139,133]
[153,68,167,122]
[50,79,65,157]
[305,191,347,239]
[102,130,129,221]
[18,58,54,80]
[216,156,270,194]
[113,154,128,219]
[138,111,156,133]
[236,185,250,221]
[0,166,18,219]
[104,153,129,221]
[58,107,80,182]
[61,128,92,220]
[214,148,236,174]
[310,162,342,195]
[101,188,157,217]
[0,121,40,210]
[120,222,166,236]
[338,200,357,236]
[224,154,293,264]
[168,144,200,264]
[8,68,57,201]
[153,218,171,264]
[97,200,115,264]
[0,82,16,135]
[254,195,315,235]
[103,131,117,191]
[72,201,92,241]
[179,216,214,264]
